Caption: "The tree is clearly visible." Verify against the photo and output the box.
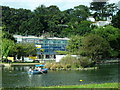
[1,5,91,37]
[80,34,111,60]
[90,0,118,21]
[105,3,118,17]
[61,21,92,37]
[73,5,90,21]
[2,31,16,42]
[2,38,15,60]
[90,0,108,20]
[33,5,62,36]
[66,35,83,55]
[74,21,92,36]
[0,30,16,60]
[47,5,60,15]
[91,25,120,57]
[2,6,32,35]
[112,10,120,29]
[34,5,47,15]
[15,43,36,61]
[55,51,68,55]
[46,5,62,37]
[63,5,90,24]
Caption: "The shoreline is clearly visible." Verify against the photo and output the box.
[0,63,41,67]
[0,63,98,70]
[0,62,119,70]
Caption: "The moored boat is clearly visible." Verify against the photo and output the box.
[28,64,48,74]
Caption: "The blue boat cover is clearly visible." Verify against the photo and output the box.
[35,64,44,67]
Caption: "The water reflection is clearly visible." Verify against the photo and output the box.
[2,63,119,88]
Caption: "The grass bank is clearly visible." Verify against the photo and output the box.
[37,83,119,88]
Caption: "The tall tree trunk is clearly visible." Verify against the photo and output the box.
[22,56,24,62]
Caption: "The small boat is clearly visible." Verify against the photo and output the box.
[28,64,48,74]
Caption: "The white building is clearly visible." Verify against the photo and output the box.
[13,35,70,63]
[87,16,112,27]
[56,55,77,62]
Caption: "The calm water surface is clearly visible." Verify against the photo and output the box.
[1,63,119,88]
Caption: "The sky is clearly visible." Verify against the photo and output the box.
[0,0,120,11]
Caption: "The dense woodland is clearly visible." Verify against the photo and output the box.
[0,1,120,61]
[1,1,120,37]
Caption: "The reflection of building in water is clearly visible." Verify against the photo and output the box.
[13,35,69,62]
[12,66,30,71]
[4,66,13,71]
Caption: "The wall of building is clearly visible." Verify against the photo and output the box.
[13,35,69,61]
[56,55,77,62]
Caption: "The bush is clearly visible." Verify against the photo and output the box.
[45,63,54,69]
[60,55,82,68]
[66,64,71,68]
[78,57,92,68]
[56,64,63,69]
[60,55,78,65]
[50,64,59,70]
[75,64,80,68]
[45,63,64,70]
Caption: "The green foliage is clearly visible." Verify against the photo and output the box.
[66,25,120,59]
[78,57,94,68]
[40,49,44,52]
[90,1,118,21]
[55,51,68,55]
[0,30,16,59]
[73,5,90,21]
[112,10,120,29]
[2,6,32,34]
[66,64,71,68]
[45,63,54,69]
[92,26,120,41]
[2,31,16,42]
[50,63,63,70]
[2,3,118,37]
[80,34,111,60]
[2,4,91,37]
[61,21,92,37]
[15,43,36,58]
[60,55,80,68]
[90,1,107,20]
[1,3,119,59]
[66,35,83,55]
[92,25,120,57]
[2,38,15,59]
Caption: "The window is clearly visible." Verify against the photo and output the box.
[46,55,50,58]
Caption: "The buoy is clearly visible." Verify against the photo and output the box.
[79,80,83,81]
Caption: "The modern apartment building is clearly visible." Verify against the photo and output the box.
[13,35,69,62]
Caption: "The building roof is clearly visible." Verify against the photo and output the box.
[13,35,69,40]
[87,16,95,22]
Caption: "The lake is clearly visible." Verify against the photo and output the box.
[1,63,119,88]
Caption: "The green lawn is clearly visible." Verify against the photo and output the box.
[38,83,119,88]
[2,83,119,90]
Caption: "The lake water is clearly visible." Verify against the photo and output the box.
[1,63,119,88]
